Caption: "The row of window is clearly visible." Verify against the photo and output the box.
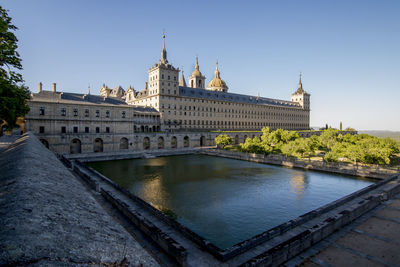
[160,104,307,117]
[160,96,301,111]
[163,120,307,128]
[39,126,110,134]
[39,107,159,119]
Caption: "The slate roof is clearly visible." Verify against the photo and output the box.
[30,91,158,113]
[178,87,301,108]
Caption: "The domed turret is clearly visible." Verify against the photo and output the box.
[206,62,228,92]
[189,56,206,88]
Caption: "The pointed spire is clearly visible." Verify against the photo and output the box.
[160,31,168,64]
[214,61,221,79]
[179,69,187,87]
[298,72,303,89]
[195,56,199,70]
[296,72,305,94]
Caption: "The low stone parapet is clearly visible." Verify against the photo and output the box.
[202,149,398,179]
[0,132,158,266]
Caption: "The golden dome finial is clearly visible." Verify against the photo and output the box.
[191,56,203,77]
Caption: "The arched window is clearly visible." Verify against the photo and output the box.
[94,138,103,153]
[171,136,177,148]
[158,137,164,149]
[143,137,150,150]
[120,138,128,149]
[70,138,81,154]
[183,136,189,147]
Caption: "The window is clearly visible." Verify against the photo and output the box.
[96,110,100,117]
[162,74,164,79]
[39,107,45,116]
[85,109,89,117]
[61,108,66,116]
[85,127,89,133]
[73,126,78,133]
[61,126,66,133]
[96,127,100,133]
[122,111,126,118]
[106,127,110,133]
[106,110,110,118]
[168,75,170,80]
[73,108,78,117]
[39,126,45,133]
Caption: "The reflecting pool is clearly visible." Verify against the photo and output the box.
[88,154,375,249]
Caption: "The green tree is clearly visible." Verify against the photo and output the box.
[215,134,233,148]
[0,6,30,135]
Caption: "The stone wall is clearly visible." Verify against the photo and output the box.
[0,133,158,266]
[202,149,398,179]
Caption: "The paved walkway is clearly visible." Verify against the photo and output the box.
[286,193,400,267]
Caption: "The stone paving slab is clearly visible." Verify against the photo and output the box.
[0,133,159,266]
[287,193,400,267]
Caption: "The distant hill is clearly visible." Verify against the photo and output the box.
[359,130,400,142]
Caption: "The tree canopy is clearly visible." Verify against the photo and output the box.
[227,127,399,165]
[0,6,30,134]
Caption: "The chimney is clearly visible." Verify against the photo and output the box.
[38,82,42,93]
[52,83,56,93]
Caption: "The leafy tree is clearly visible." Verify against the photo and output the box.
[239,136,266,154]
[0,6,30,135]
[345,127,356,131]
[319,128,339,150]
[215,134,233,148]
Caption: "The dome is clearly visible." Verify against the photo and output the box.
[192,68,202,77]
[190,56,204,78]
[206,62,228,92]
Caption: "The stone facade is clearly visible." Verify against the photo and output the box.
[126,34,310,131]
[25,34,312,154]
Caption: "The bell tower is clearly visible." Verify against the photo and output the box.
[291,73,310,110]
[188,56,206,88]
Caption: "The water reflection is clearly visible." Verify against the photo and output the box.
[290,171,307,198]
[89,155,375,249]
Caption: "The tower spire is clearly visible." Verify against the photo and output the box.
[195,56,199,70]
[179,68,187,87]
[296,72,305,93]
[160,31,168,64]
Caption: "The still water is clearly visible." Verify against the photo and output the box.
[89,154,374,249]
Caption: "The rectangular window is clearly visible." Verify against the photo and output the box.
[61,108,66,116]
[39,107,45,115]
[61,126,66,133]
[106,127,110,133]
[106,110,110,118]
[122,111,126,118]
[73,126,78,133]
[85,109,89,117]
[96,110,100,117]
[85,127,89,133]
[96,127,100,133]
[73,108,78,117]
[39,126,45,133]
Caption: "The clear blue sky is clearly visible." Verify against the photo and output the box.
[3,0,400,131]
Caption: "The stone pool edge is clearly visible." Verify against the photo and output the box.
[64,151,400,266]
